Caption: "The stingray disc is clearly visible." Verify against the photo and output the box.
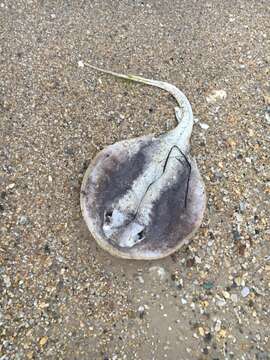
[80,65,206,260]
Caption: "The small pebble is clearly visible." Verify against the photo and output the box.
[203,281,214,290]
[219,329,227,338]
[199,122,209,130]
[217,298,226,307]
[232,229,241,241]
[234,276,245,287]
[206,90,227,103]
[2,274,11,288]
[7,183,15,189]
[138,305,145,319]
[18,215,28,225]
[265,111,270,124]
[241,287,250,298]
[149,266,168,282]
[239,201,246,213]
[215,320,221,332]
[222,290,230,299]
[198,327,205,336]
[39,336,48,347]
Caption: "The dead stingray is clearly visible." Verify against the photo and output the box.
[80,64,206,260]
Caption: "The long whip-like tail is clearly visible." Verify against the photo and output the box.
[83,63,193,125]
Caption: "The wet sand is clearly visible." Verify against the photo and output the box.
[1,1,269,359]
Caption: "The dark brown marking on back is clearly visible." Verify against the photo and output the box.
[140,164,194,252]
[85,138,157,228]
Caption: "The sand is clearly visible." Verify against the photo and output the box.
[1,1,269,359]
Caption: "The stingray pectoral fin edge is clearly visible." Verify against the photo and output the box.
[80,137,206,260]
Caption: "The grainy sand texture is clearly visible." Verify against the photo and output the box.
[0,1,269,359]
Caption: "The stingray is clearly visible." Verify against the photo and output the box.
[80,64,206,260]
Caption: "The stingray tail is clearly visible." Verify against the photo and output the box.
[83,63,193,125]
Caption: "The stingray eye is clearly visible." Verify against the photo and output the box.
[137,230,145,241]
[105,210,113,224]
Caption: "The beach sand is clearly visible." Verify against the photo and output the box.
[1,1,269,359]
